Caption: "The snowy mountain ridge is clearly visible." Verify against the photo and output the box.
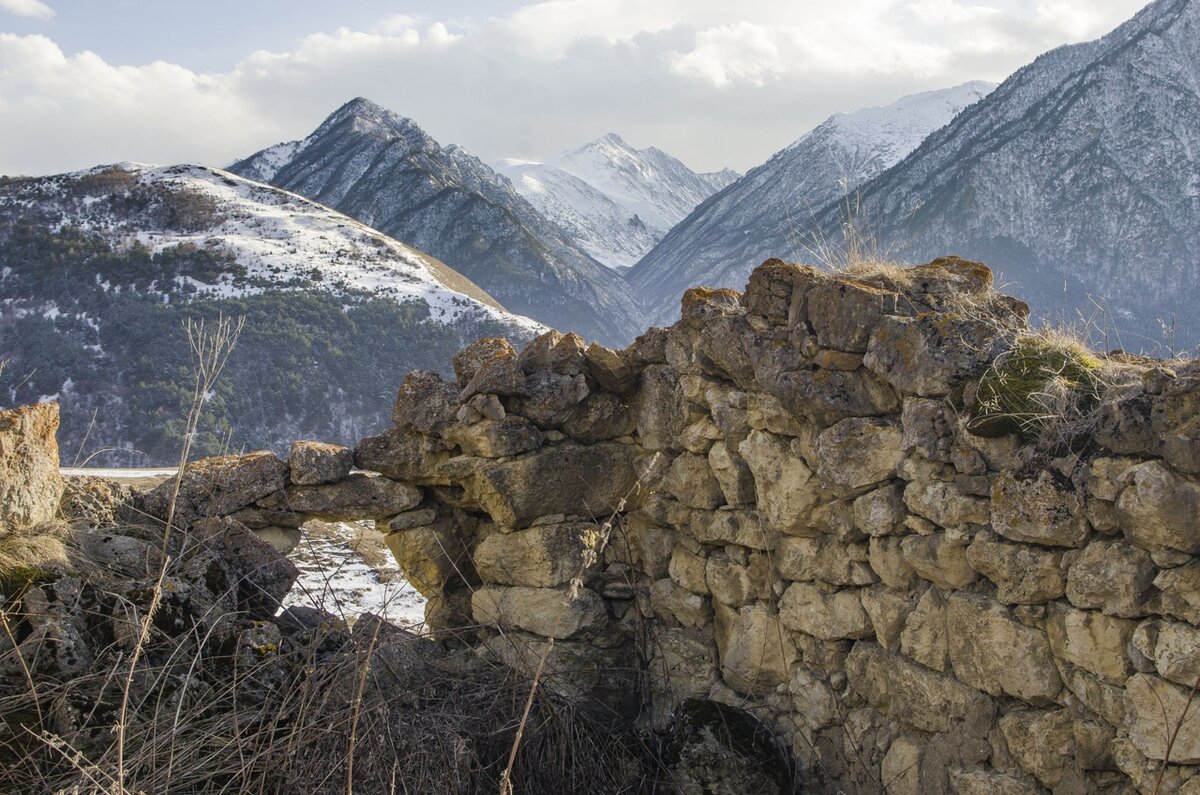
[498,133,738,269]
[231,99,645,346]
[626,80,995,324]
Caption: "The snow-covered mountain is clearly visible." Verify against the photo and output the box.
[807,0,1200,350]
[231,99,644,346]
[498,134,738,269]
[625,81,995,323]
[0,163,542,464]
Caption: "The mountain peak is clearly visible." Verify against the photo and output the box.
[320,97,429,142]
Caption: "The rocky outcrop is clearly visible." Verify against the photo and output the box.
[0,402,63,534]
[38,256,1200,794]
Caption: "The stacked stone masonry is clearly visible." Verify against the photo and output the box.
[128,258,1200,794]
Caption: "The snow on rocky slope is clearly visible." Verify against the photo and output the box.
[499,134,738,269]
[231,99,644,346]
[806,0,1200,350]
[625,81,995,324]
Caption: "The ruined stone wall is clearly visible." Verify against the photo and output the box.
[131,258,1200,794]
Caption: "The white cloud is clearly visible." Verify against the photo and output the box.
[0,0,53,18]
[0,0,1154,177]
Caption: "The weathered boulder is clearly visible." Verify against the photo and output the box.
[705,551,771,607]
[636,365,688,451]
[473,521,600,587]
[779,583,872,640]
[471,585,607,638]
[944,593,1061,703]
[738,429,819,536]
[663,452,724,510]
[441,416,543,458]
[0,402,63,533]
[991,469,1089,548]
[903,479,989,529]
[584,342,637,395]
[391,371,460,434]
[561,392,635,443]
[865,313,1011,397]
[141,451,287,526]
[902,532,977,589]
[900,587,950,671]
[186,517,298,619]
[1126,673,1200,762]
[464,442,642,528]
[288,440,353,486]
[512,371,588,427]
[713,602,797,696]
[278,473,421,520]
[852,484,905,536]
[815,417,903,494]
[777,535,874,586]
[1065,539,1156,617]
[707,442,756,506]
[354,429,452,484]
[808,280,905,353]
[1045,602,1136,685]
[772,367,899,424]
[1115,461,1200,553]
[453,336,518,386]
[965,534,1066,604]
[845,643,994,736]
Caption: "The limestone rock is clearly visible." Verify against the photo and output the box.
[280,473,421,520]
[947,768,1043,795]
[707,442,756,507]
[636,365,688,451]
[466,442,641,528]
[392,371,460,434]
[865,313,1010,397]
[744,258,815,324]
[473,521,600,587]
[384,517,468,599]
[845,643,994,735]
[860,586,916,652]
[869,536,920,590]
[288,441,353,486]
[647,627,718,714]
[992,469,1089,548]
[669,545,709,594]
[384,507,437,531]
[0,402,64,534]
[584,342,637,395]
[902,533,977,590]
[1156,563,1200,625]
[441,416,543,458]
[853,484,905,536]
[714,602,797,696]
[187,517,298,620]
[815,418,904,495]
[997,709,1080,789]
[904,480,989,529]
[1046,602,1135,685]
[965,535,1065,605]
[738,429,819,536]
[664,452,725,510]
[1127,673,1200,763]
[650,577,712,628]
[354,429,452,483]
[454,336,518,386]
[705,551,771,607]
[1115,461,1200,553]
[945,593,1061,703]
[1148,620,1200,687]
[689,509,777,551]
[561,392,635,443]
[471,585,607,638]
[1065,539,1156,617]
[900,587,950,671]
[777,535,875,586]
[779,583,872,640]
[513,370,588,427]
[808,280,904,353]
[772,367,899,425]
[142,451,288,526]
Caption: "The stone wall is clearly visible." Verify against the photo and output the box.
[133,258,1200,794]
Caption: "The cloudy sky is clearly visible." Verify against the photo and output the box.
[0,0,1152,176]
